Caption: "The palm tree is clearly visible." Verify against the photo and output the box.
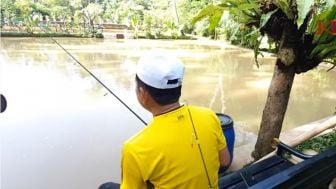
[193,0,336,160]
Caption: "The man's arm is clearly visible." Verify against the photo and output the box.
[219,147,231,167]
[211,111,232,167]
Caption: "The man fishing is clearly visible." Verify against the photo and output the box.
[99,52,231,189]
[122,52,231,189]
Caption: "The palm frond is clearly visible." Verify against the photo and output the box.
[192,5,225,27]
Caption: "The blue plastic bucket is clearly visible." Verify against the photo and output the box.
[216,113,235,162]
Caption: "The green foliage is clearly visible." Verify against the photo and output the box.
[225,23,260,49]
[309,5,336,62]
[70,0,82,9]
[164,20,179,39]
[193,0,265,63]
[224,20,240,40]
[296,130,336,153]
[14,0,33,18]
[192,5,225,32]
[315,0,336,11]
[193,0,336,71]
[51,6,71,21]
[310,5,336,44]
[31,3,51,16]
[296,0,314,28]
[143,14,153,35]
[259,8,278,29]
[82,3,103,21]
[0,0,17,25]
[131,16,139,38]
[2,0,211,39]
[40,0,70,8]
[192,0,261,32]
[227,1,260,20]
[178,0,211,33]
[326,0,335,8]
[273,0,294,19]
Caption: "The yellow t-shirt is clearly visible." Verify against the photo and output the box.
[120,105,227,189]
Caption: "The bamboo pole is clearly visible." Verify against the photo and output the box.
[286,115,336,147]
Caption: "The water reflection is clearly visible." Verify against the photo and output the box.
[1,37,335,189]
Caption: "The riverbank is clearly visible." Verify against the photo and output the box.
[1,31,104,38]
[0,31,197,40]
[230,115,336,171]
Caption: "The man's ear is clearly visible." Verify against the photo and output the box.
[138,86,148,105]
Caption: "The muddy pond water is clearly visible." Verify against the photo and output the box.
[1,37,335,189]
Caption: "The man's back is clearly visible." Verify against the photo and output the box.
[121,105,227,189]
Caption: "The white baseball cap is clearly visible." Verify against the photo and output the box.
[136,51,185,89]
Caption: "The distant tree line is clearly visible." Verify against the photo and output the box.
[0,0,221,38]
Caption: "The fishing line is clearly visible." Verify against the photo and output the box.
[187,106,213,189]
[45,33,147,125]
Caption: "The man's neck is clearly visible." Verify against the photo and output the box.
[152,102,181,117]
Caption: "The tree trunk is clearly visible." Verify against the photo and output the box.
[252,20,302,160]
[252,59,296,160]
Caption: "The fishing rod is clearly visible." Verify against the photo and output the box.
[44,30,214,187]
[45,32,147,126]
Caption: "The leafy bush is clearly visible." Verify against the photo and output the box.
[225,22,260,49]
[296,130,336,153]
